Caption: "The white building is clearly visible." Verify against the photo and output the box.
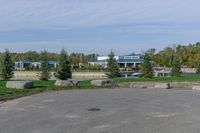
[31,61,58,69]
[89,54,144,68]
[15,60,31,70]
[15,61,58,70]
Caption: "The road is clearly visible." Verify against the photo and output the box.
[1,88,200,133]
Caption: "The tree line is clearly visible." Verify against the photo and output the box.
[2,42,200,69]
[0,51,98,65]
[105,41,196,78]
[152,42,200,68]
[0,49,183,81]
[0,49,72,81]
[2,42,200,80]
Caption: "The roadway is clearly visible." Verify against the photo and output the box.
[1,88,200,133]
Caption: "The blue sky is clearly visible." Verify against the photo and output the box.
[0,0,200,54]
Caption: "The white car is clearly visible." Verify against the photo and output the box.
[131,72,140,77]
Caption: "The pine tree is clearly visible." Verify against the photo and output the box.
[0,49,14,80]
[140,53,154,78]
[106,51,120,78]
[55,49,72,80]
[196,60,200,74]
[171,57,182,77]
[39,50,51,81]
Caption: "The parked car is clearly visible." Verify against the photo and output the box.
[130,72,141,78]
[120,71,132,77]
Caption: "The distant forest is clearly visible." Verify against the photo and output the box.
[151,42,200,68]
[0,51,98,65]
[1,42,200,68]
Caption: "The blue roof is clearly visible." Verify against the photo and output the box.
[90,58,144,63]
[48,61,58,64]
[16,60,31,63]
[90,60,107,63]
[117,58,144,63]
[16,60,58,64]
[31,61,41,63]
[124,54,142,56]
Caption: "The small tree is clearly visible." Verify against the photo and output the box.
[106,51,120,78]
[171,57,182,77]
[55,49,72,80]
[196,60,200,74]
[0,49,14,80]
[39,50,51,81]
[140,53,154,78]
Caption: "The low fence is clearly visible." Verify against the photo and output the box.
[14,71,107,79]
[181,68,196,73]
[12,68,198,80]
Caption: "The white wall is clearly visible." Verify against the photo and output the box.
[97,56,119,61]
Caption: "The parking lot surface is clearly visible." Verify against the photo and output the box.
[1,88,200,133]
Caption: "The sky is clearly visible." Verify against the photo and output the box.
[0,0,200,54]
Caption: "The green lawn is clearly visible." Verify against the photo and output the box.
[0,81,36,101]
[0,80,94,101]
[1,76,200,102]
[114,76,200,83]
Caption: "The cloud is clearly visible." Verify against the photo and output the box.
[0,0,200,31]
[0,0,200,53]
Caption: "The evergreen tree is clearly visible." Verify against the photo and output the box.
[39,50,51,81]
[0,49,14,80]
[140,53,154,78]
[106,51,120,78]
[171,56,182,77]
[55,49,72,80]
[196,60,200,74]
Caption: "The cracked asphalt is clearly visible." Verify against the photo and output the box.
[1,88,200,133]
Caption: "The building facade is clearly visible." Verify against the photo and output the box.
[15,60,31,70]
[15,60,58,70]
[88,54,144,69]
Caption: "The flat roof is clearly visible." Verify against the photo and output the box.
[90,58,144,63]
[117,58,144,63]
[15,60,31,63]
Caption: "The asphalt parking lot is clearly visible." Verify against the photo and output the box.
[1,88,200,133]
